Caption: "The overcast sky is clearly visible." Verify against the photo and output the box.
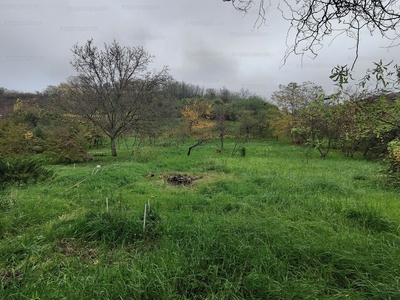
[1,0,398,99]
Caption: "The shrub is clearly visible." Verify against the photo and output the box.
[387,140,400,186]
[0,157,54,190]
[0,119,33,157]
[241,146,246,157]
[43,124,90,163]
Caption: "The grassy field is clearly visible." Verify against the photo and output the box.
[0,139,399,299]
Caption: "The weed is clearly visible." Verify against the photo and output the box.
[0,157,54,190]
[240,146,246,157]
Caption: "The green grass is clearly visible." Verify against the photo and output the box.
[0,139,399,299]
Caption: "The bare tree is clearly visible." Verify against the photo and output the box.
[54,39,172,156]
[224,0,400,67]
[214,105,230,149]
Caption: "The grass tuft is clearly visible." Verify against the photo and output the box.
[345,207,397,233]
[69,208,162,248]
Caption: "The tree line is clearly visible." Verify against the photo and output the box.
[0,81,274,161]
[0,39,399,184]
[0,39,275,161]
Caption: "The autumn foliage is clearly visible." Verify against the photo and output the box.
[181,98,213,134]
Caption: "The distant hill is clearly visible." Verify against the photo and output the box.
[0,87,41,117]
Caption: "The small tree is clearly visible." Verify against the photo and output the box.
[231,125,248,157]
[271,82,324,143]
[296,94,341,158]
[181,98,212,134]
[268,107,293,140]
[330,61,400,158]
[213,105,230,149]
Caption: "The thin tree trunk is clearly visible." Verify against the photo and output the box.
[187,139,205,156]
[111,137,117,156]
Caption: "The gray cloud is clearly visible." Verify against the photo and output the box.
[0,0,398,98]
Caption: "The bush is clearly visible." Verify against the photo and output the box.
[0,157,54,190]
[387,140,400,186]
[241,146,246,157]
[43,124,90,163]
[0,119,32,157]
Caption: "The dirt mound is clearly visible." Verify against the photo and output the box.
[166,174,198,185]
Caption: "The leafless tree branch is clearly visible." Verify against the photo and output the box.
[224,0,271,28]
[225,0,400,67]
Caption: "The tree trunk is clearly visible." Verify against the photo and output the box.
[187,139,205,156]
[111,137,117,156]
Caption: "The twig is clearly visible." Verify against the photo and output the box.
[64,179,86,191]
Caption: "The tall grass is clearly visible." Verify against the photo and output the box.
[0,139,399,299]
